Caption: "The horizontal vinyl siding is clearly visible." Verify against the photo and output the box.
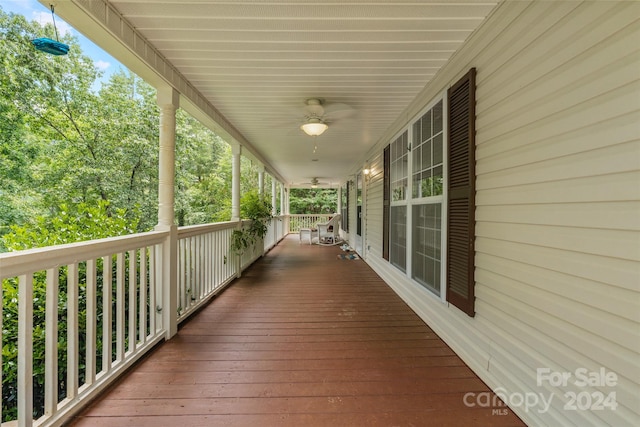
[474,2,640,424]
[365,153,384,260]
[363,1,640,426]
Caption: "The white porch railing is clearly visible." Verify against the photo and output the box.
[287,214,333,233]
[263,216,284,252]
[176,222,238,322]
[0,231,167,427]
[0,216,288,427]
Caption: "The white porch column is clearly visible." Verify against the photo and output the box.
[280,185,286,215]
[271,179,277,216]
[281,184,288,233]
[337,185,343,214]
[258,165,265,197]
[155,87,179,339]
[157,89,178,229]
[231,143,242,221]
[286,187,290,215]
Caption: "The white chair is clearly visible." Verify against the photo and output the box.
[316,214,341,245]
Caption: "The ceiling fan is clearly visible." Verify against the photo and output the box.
[300,177,331,188]
[300,98,355,137]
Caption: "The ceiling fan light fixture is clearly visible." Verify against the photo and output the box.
[301,118,328,136]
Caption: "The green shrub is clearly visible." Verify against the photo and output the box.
[1,201,139,422]
[229,190,272,256]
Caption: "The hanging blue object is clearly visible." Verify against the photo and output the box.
[32,5,69,56]
[32,37,69,55]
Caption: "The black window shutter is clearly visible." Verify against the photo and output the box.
[382,145,390,261]
[342,181,349,233]
[446,68,476,317]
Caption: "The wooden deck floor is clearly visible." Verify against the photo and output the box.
[69,235,525,427]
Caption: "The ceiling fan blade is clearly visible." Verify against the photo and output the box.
[323,102,355,120]
[260,118,301,128]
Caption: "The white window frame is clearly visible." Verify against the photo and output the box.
[389,130,409,272]
[388,91,448,300]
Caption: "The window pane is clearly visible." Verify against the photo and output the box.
[421,170,433,198]
[411,203,442,295]
[390,206,407,272]
[402,155,408,179]
[433,100,443,134]
[422,140,432,170]
[390,131,408,202]
[412,173,420,199]
[413,119,421,145]
[421,110,432,141]
[391,182,401,201]
[413,145,422,174]
[433,133,443,165]
[432,166,443,196]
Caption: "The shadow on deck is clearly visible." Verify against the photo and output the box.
[69,235,525,426]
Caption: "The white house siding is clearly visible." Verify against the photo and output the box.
[362,1,640,426]
[364,152,384,259]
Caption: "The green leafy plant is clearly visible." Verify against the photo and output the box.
[229,190,272,256]
[1,201,140,422]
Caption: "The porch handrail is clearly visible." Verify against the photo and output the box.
[0,230,168,280]
[176,220,240,240]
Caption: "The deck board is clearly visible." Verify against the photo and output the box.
[69,235,525,426]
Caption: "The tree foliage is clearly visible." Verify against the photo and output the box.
[289,188,337,214]
[0,7,251,250]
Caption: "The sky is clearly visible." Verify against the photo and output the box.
[2,0,124,85]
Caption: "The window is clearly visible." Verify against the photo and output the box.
[382,146,390,261]
[411,100,444,295]
[382,69,476,316]
[386,101,444,292]
[389,131,408,271]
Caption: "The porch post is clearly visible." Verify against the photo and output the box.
[258,165,265,197]
[271,179,277,216]
[280,185,285,215]
[231,144,241,221]
[286,187,290,215]
[337,185,342,214]
[155,87,179,339]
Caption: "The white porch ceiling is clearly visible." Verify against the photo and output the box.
[61,0,500,187]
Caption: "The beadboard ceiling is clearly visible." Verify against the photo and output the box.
[57,0,499,187]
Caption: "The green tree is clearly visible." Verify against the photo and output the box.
[174,110,232,225]
[1,6,245,246]
[1,8,161,236]
[290,188,337,214]
[91,71,159,231]
[0,10,50,240]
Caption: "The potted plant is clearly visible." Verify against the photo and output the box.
[229,190,273,256]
